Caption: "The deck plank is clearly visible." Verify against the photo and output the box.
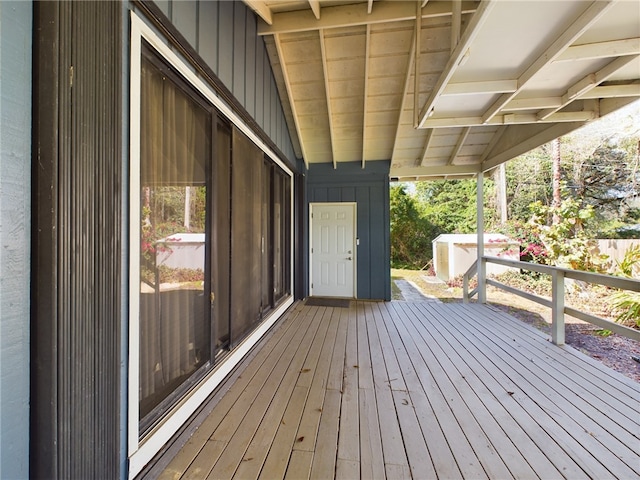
[309,390,341,480]
[420,304,586,479]
[444,303,640,478]
[157,304,307,478]
[205,306,325,479]
[151,300,640,480]
[336,306,360,469]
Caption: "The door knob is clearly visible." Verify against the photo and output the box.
[346,256,352,260]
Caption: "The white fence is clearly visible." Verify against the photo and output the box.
[595,239,640,265]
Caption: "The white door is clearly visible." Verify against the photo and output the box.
[310,203,356,298]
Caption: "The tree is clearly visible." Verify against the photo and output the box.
[389,184,440,269]
[505,147,553,223]
[414,178,497,234]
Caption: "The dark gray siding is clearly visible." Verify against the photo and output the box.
[307,161,391,301]
[31,2,123,477]
[155,0,297,165]
[0,2,31,478]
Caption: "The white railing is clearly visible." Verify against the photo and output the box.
[463,256,640,345]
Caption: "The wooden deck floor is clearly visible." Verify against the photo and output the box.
[153,300,640,479]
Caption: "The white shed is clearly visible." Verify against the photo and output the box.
[432,233,520,282]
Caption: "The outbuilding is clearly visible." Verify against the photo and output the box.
[433,233,520,282]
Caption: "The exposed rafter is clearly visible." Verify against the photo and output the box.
[273,33,310,169]
[245,0,273,25]
[309,0,321,20]
[537,55,639,120]
[423,110,598,129]
[417,0,497,128]
[451,0,461,53]
[479,126,507,163]
[257,1,478,35]
[392,164,481,178]
[419,130,435,167]
[362,24,371,169]
[581,83,640,99]
[442,79,518,96]
[448,127,471,165]
[319,28,337,169]
[251,0,638,178]
[413,0,422,128]
[390,27,417,165]
[480,0,615,124]
[556,37,640,62]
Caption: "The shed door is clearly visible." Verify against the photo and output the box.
[310,203,356,298]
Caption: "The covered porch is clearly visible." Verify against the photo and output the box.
[145,300,639,479]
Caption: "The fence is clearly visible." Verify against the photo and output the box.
[463,256,640,346]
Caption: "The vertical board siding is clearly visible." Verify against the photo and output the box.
[155,0,298,171]
[0,2,32,478]
[198,0,217,71]
[307,161,391,300]
[233,1,246,106]
[32,1,122,478]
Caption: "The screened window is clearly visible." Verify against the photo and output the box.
[135,42,293,432]
[139,48,212,423]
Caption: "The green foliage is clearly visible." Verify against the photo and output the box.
[594,329,613,337]
[613,245,640,328]
[389,184,440,269]
[529,198,608,272]
[415,179,497,233]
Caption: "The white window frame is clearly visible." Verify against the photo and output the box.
[128,12,295,479]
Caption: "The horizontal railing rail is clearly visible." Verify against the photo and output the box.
[463,256,640,345]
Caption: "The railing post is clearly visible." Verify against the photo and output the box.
[476,172,486,304]
[551,269,565,345]
[463,273,469,303]
[478,257,486,304]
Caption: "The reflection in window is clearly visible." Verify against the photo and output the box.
[139,50,211,422]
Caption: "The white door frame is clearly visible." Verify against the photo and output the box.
[309,202,357,298]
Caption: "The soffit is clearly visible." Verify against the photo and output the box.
[246,0,640,180]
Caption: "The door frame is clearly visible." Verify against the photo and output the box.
[309,202,357,298]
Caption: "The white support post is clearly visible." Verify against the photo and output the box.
[477,172,486,303]
[551,269,565,345]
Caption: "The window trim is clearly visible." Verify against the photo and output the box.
[128,12,294,478]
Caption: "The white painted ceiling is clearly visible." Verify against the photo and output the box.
[245,0,640,180]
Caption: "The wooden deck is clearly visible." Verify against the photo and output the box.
[151,300,640,479]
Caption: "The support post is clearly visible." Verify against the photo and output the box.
[477,172,486,303]
[551,270,565,345]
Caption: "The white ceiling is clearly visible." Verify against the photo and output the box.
[245,0,640,180]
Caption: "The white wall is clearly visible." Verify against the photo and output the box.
[0,2,32,478]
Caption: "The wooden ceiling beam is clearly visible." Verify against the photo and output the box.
[319,28,337,169]
[308,0,321,20]
[423,110,597,128]
[257,1,478,35]
[273,33,310,168]
[442,79,518,96]
[392,164,481,178]
[556,37,640,62]
[537,54,639,120]
[244,0,273,25]
[581,83,640,99]
[447,127,471,165]
[362,24,371,169]
[417,0,496,128]
[480,0,615,124]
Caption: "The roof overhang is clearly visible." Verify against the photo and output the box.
[246,0,640,180]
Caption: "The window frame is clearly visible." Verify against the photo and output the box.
[128,12,294,478]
